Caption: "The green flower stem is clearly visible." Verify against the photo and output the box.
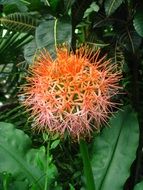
[79,140,95,190]
[44,139,50,190]
[54,18,58,50]
[3,175,8,190]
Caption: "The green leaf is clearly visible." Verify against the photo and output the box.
[0,122,57,190]
[133,10,143,37]
[10,181,29,190]
[83,2,99,18]
[47,0,61,12]
[69,183,76,190]
[24,18,71,63]
[0,171,29,190]
[24,38,37,63]
[63,0,75,13]
[104,0,124,16]
[90,106,139,190]
[0,31,33,64]
[134,181,143,190]
[50,139,60,150]
[36,18,71,54]
[1,0,29,12]
[0,13,37,33]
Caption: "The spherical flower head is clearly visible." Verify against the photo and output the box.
[21,46,122,141]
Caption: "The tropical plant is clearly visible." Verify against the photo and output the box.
[0,0,143,190]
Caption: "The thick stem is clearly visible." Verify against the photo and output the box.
[79,140,95,190]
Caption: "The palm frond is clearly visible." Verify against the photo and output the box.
[0,30,33,103]
[112,44,125,71]
[0,31,33,62]
[0,13,38,33]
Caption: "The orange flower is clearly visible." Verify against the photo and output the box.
[21,46,121,141]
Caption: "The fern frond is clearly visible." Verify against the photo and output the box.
[0,13,38,33]
[111,44,125,71]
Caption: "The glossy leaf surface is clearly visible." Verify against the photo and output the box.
[90,106,139,190]
[0,122,57,190]
[104,0,124,16]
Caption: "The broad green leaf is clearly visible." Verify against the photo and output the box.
[25,18,71,63]
[133,10,143,37]
[36,18,71,54]
[0,122,57,190]
[90,106,139,190]
[122,30,142,53]
[104,0,124,16]
[134,181,143,190]
[24,38,37,63]
[10,181,28,190]
[1,0,28,12]
[0,172,29,190]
